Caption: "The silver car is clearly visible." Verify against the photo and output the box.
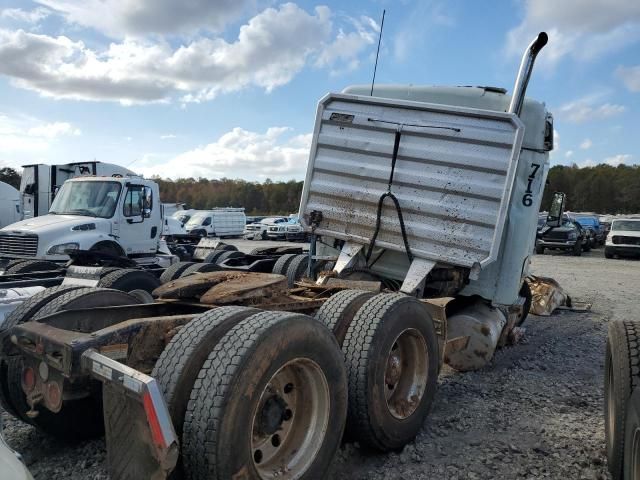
[0,415,34,480]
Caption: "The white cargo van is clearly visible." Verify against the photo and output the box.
[184,208,246,238]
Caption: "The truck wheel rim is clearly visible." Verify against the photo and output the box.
[251,358,330,479]
[384,328,428,420]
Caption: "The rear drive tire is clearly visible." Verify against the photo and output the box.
[160,262,196,284]
[286,254,309,288]
[179,262,221,278]
[605,320,640,480]
[153,307,259,442]
[314,290,376,347]
[182,311,347,480]
[342,293,439,451]
[623,389,640,480]
[271,253,297,275]
[516,281,533,327]
[5,260,59,275]
[214,250,244,266]
[98,268,161,293]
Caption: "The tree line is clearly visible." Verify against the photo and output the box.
[1,163,638,215]
[152,177,304,215]
[541,164,640,214]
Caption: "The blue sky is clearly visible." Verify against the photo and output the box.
[0,0,638,181]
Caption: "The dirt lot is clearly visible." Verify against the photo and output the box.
[2,247,637,479]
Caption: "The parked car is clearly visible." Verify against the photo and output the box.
[244,216,287,240]
[536,216,591,256]
[266,216,307,241]
[574,214,604,246]
[605,218,640,259]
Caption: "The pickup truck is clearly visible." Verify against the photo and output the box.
[536,213,591,256]
[605,218,640,258]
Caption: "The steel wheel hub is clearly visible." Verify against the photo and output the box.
[251,358,330,479]
[384,328,429,420]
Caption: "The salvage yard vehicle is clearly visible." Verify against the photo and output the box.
[0,175,176,269]
[574,214,604,247]
[1,33,553,480]
[605,218,640,259]
[183,208,246,238]
[537,212,591,256]
[244,216,287,240]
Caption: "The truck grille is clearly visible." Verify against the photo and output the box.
[613,236,640,246]
[544,231,569,241]
[0,233,38,257]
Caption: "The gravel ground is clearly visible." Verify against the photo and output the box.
[2,247,637,479]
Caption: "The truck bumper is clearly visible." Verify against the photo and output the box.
[605,245,640,257]
[539,241,576,250]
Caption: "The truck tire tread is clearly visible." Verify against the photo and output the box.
[179,262,221,278]
[160,262,196,284]
[314,289,376,347]
[271,253,297,275]
[98,268,161,293]
[606,320,640,480]
[342,293,439,451]
[182,310,347,480]
[5,260,59,275]
[286,254,309,287]
[152,307,259,437]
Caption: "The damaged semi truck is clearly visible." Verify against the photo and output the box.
[1,33,553,479]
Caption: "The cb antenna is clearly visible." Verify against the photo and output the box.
[370,9,386,96]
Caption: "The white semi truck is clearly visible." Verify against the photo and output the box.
[0,175,175,268]
[2,33,554,480]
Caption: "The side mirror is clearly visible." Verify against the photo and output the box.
[142,208,151,219]
[546,192,565,228]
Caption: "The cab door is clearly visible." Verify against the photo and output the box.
[118,184,159,255]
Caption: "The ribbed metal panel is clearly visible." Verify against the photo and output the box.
[299,94,524,269]
[0,233,38,257]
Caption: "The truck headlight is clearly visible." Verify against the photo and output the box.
[46,242,79,255]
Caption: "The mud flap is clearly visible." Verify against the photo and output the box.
[81,350,179,480]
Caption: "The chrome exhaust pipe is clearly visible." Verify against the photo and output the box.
[508,32,548,116]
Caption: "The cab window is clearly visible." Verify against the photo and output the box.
[123,185,153,217]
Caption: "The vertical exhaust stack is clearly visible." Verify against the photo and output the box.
[508,32,548,116]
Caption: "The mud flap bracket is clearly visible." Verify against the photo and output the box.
[81,349,179,480]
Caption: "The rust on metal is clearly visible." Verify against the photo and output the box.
[199,272,288,305]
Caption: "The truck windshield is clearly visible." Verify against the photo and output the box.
[185,212,208,227]
[49,181,121,218]
[612,220,640,232]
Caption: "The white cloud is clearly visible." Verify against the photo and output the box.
[1,7,50,24]
[0,115,80,160]
[616,65,640,92]
[160,134,176,140]
[506,0,640,68]
[558,96,626,123]
[34,0,252,37]
[565,150,574,158]
[28,122,80,138]
[0,4,373,105]
[604,154,632,167]
[579,139,592,150]
[578,158,596,168]
[138,127,311,180]
[315,16,378,74]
